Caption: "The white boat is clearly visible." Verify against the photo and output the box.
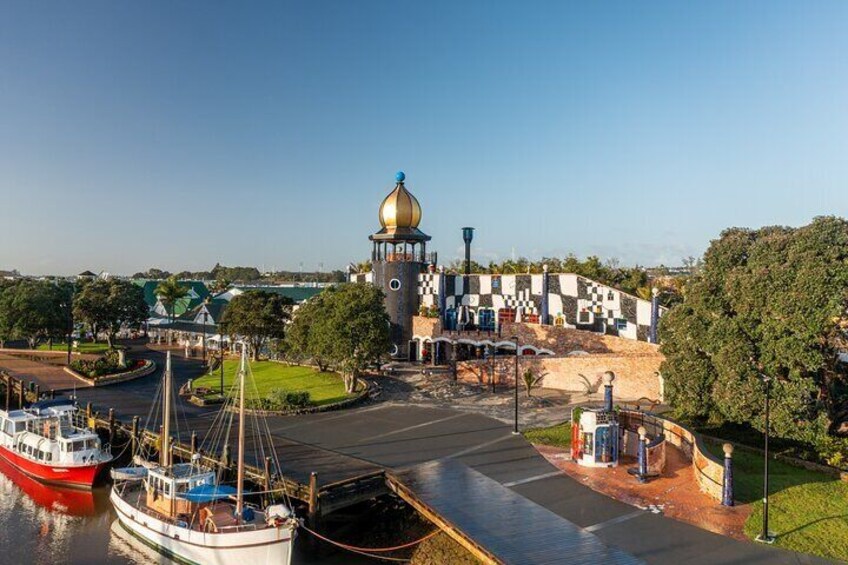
[0,399,112,488]
[110,351,297,564]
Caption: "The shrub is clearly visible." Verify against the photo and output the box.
[248,389,314,411]
[69,349,122,379]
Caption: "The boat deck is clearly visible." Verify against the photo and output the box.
[388,459,643,565]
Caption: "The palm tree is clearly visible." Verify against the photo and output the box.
[155,277,189,325]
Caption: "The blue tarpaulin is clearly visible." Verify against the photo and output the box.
[179,484,238,503]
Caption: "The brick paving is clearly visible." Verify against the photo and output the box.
[536,444,751,540]
[0,350,92,391]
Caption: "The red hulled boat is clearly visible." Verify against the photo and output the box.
[0,399,113,489]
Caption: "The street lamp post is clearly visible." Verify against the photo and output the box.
[201,310,208,363]
[66,299,73,366]
[511,335,520,435]
[219,322,226,394]
[756,374,775,544]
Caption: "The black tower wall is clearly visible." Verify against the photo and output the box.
[373,260,422,359]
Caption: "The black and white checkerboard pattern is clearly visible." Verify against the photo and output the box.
[504,289,539,314]
[418,273,438,296]
[582,283,621,327]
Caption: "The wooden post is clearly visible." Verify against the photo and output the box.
[34,384,40,401]
[4,375,10,412]
[263,456,273,506]
[222,443,231,470]
[131,416,139,458]
[49,389,55,400]
[308,471,319,523]
[86,402,93,419]
[18,380,25,409]
[108,408,116,445]
[190,431,198,456]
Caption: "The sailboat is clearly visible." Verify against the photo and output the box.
[110,350,297,564]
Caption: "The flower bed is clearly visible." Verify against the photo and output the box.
[64,359,156,386]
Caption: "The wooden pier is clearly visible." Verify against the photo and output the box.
[81,401,389,520]
[387,459,643,565]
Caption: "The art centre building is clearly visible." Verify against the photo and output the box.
[351,172,668,401]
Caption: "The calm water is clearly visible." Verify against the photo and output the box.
[0,458,156,565]
[0,458,376,565]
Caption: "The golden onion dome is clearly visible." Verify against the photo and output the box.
[379,171,422,229]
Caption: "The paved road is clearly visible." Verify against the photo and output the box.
[73,345,827,565]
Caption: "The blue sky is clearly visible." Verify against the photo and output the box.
[1,2,847,275]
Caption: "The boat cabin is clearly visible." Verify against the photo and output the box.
[145,463,217,519]
[0,401,105,465]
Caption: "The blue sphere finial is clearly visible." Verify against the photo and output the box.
[395,171,405,183]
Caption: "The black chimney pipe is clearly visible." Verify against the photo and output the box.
[462,227,475,275]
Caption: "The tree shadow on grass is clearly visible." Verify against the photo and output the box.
[703,440,838,504]
[776,513,848,538]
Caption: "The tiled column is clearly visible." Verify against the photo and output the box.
[649,287,660,344]
[722,443,734,506]
[541,264,550,325]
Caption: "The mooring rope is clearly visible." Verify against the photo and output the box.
[299,523,440,562]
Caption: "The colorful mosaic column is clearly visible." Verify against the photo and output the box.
[637,426,648,483]
[649,287,660,344]
[603,371,615,412]
[722,443,734,506]
[438,265,447,329]
[541,264,550,325]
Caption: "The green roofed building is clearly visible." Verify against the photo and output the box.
[133,279,212,318]
[215,285,325,304]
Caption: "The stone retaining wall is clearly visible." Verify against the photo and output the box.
[456,354,663,401]
[63,360,156,387]
[620,410,724,501]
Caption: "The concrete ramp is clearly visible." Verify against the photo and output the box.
[387,459,642,565]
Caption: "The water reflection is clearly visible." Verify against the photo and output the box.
[0,458,375,564]
[0,456,138,564]
[109,520,178,565]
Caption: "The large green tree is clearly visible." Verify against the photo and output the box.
[285,284,390,392]
[221,290,293,360]
[73,279,148,347]
[659,217,848,459]
[0,280,67,348]
[282,291,334,370]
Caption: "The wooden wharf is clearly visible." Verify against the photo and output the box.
[387,459,643,565]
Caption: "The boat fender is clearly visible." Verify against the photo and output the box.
[265,504,291,526]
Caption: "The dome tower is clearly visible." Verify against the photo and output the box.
[370,172,432,359]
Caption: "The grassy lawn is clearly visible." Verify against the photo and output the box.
[193,360,352,407]
[704,442,848,561]
[36,341,114,354]
[523,422,572,448]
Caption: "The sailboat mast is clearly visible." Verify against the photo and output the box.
[161,351,172,468]
[236,346,246,519]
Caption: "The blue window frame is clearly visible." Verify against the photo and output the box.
[445,308,458,331]
[478,309,495,331]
